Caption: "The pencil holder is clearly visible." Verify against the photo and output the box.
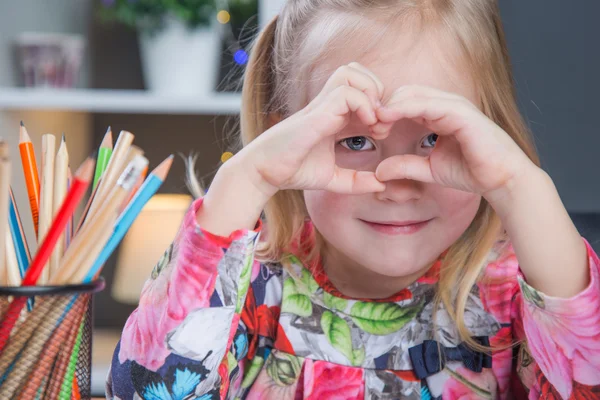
[0,279,104,400]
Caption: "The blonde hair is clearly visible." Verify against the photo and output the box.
[191,0,540,350]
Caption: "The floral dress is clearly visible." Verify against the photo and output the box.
[106,198,600,399]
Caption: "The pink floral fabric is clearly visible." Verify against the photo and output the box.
[107,199,600,399]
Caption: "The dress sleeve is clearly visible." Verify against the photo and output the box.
[106,197,261,399]
[515,238,600,399]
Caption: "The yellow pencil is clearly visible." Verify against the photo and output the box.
[50,134,69,276]
[38,134,56,284]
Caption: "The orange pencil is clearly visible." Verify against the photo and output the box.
[18,122,40,236]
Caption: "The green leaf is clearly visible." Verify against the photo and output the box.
[323,292,348,311]
[266,352,302,386]
[241,356,264,389]
[321,311,354,364]
[350,301,422,335]
[235,246,254,313]
[227,351,238,373]
[287,254,302,266]
[281,278,312,317]
[300,268,319,294]
[519,279,545,309]
[352,346,365,366]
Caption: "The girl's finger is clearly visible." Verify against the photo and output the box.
[376,96,475,140]
[347,62,385,101]
[325,167,386,194]
[314,63,385,108]
[375,154,435,184]
[309,85,379,141]
[386,84,468,104]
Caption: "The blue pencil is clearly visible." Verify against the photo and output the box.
[83,155,173,283]
[8,188,33,310]
[8,189,31,278]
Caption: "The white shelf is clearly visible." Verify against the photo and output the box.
[0,87,241,115]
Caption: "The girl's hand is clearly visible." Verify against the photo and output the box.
[373,85,539,203]
[238,62,389,197]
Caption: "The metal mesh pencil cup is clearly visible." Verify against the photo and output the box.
[0,279,104,400]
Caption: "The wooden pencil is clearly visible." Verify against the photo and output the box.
[68,222,114,284]
[85,130,133,225]
[38,134,56,284]
[74,178,100,234]
[124,164,148,207]
[85,155,173,282]
[0,159,94,353]
[52,155,148,284]
[50,134,69,276]
[93,126,113,190]
[9,187,32,276]
[66,165,73,248]
[0,140,10,274]
[115,145,144,211]
[54,216,116,285]
[19,121,41,237]
[5,226,21,286]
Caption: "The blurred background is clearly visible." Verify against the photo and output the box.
[0,0,597,396]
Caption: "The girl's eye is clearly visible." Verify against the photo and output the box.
[339,136,375,151]
[421,133,438,148]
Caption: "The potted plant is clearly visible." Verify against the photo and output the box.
[99,0,221,96]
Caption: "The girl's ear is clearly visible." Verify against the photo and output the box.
[268,112,282,128]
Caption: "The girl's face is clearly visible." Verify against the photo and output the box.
[303,23,482,286]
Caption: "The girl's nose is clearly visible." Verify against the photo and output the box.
[375,178,423,203]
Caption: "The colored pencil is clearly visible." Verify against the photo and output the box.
[50,134,69,276]
[0,141,10,274]
[0,158,93,353]
[85,130,133,224]
[54,155,148,285]
[8,189,33,310]
[66,165,73,248]
[8,188,31,278]
[18,122,40,237]
[84,155,173,282]
[38,134,55,284]
[4,227,21,286]
[93,127,113,190]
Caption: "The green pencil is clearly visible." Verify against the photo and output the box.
[93,126,113,190]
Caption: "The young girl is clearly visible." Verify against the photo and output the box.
[107,0,600,399]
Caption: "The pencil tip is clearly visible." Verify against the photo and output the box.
[152,154,174,180]
[62,133,66,143]
[106,126,111,133]
[20,120,24,127]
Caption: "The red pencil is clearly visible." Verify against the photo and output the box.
[0,158,94,352]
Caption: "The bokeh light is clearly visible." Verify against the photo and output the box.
[217,10,230,24]
[234,49,248,65]
[221,151,234,163]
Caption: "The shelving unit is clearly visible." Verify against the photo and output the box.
[0,87,241,115]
